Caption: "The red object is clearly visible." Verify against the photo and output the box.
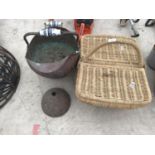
[74,19,94,38]
[32,124,40,135]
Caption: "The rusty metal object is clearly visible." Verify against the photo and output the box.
[41,88,70,117]
[24,27,79,78]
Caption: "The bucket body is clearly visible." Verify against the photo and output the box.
[24,27,79,78]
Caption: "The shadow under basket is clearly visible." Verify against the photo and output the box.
[24,28,79,78]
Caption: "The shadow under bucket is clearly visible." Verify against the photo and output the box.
[24,27,79,78]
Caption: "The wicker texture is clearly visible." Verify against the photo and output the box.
[76,35,152,108]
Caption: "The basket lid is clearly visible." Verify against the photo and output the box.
[80,35,144,68]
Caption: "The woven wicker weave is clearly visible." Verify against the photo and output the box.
[75,35,152,108]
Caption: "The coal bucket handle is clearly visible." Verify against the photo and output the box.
[23,32,39,46]
[23,31,79,46]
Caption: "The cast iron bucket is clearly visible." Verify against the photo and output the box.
[24,27,79,78]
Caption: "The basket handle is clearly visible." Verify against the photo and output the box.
[84,40,140,61]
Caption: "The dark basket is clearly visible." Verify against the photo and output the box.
[0,46,20,109]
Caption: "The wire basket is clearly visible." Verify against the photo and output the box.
[0,46,20,109]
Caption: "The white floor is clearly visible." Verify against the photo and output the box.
[0,19,155,134]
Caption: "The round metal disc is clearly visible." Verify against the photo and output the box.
[41,88,70,117]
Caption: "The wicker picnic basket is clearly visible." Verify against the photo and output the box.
[75,35,152,108]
